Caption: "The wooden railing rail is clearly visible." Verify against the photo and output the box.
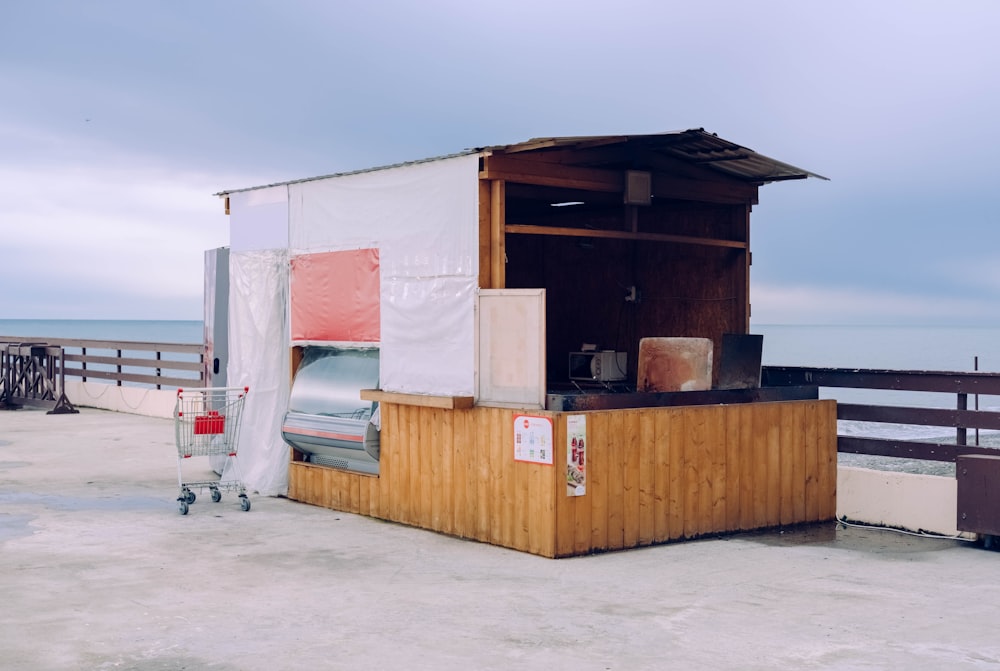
[0,336,205,390]
[762,366,1000,463]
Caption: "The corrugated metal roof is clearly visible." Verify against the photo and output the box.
[216,128,825,196]
[483,128,828,183]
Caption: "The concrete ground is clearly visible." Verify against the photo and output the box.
[2,407,1000,671]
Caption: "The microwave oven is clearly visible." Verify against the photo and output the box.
[568,351,627,383]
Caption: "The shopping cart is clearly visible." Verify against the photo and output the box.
[173,386,250,515]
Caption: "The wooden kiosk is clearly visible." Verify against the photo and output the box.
[267,130,835,557]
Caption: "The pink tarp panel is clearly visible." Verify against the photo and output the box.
[290,249,380,342]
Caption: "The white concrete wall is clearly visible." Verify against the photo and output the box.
[65,381,176,419]
[837,465,969,537]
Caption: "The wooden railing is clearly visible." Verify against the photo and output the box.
[762,366,1000,462]
[0,336,205,390]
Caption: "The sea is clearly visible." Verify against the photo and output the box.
[2,319,997,473]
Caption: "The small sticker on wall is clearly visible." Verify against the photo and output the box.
[513,415,553,465]
[566,414,586,496]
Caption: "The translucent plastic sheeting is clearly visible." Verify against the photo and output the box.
[229,185,289,252]
[287,348,379,419]
[290,249,380,343]
[225,249,291,496]
[288,154,479,396]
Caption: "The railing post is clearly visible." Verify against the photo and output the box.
[957,392,968,445]
[116,348,123,387]
[156,350,162,390]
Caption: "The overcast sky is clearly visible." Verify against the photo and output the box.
[2,1,998,325]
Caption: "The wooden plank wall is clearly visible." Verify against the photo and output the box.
[288,399,837,558]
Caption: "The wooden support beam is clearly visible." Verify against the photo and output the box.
[490,180,506,288]
[481,154,622,193]
[478,180,492,289]
[505,223,748,250]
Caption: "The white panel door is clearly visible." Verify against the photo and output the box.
[478,289,546,408]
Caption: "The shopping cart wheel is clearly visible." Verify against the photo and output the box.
[211,488,222,503]
[178,500,189,515]
[240,496,251,512]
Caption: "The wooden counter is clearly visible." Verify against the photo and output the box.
[288,398,837,557]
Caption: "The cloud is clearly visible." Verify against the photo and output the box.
[751,282,1000,326]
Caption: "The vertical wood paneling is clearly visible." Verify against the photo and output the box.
[606,411,626,550]
[623,409,642,548]
[554,420,575,557]
[764,404,782,525]
[725,403,745,530]
[817,401,838,521]
[637,410,656,545]
[803,401,820,522]
[653,409,672,542]
[666,409,685,540]
[475,407,492,542]
[683,408,707,538]
[589,413,610,551]
[527,421,553,556]
[513,460,531,552]
[452,409,471,537]
[287,400,837,558]
[707,405,727,533]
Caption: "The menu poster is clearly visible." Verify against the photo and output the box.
[513,415,553,465]
[566,414,587,496]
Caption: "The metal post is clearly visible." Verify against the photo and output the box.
[974,356,980,445]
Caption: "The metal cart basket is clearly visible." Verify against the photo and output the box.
[173,386,250,515]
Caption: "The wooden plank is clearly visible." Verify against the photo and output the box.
[513,460,531,553]
[804,401,820,522]
[818,400,838,521]
[653,409,672,542]
[623,410,642,548]
[476,408,493,542]
[380,404,398,520]
[349,472,361,515]
[428,407,444,532]
[528,418,556,557]
[606,411,626,550]
[359,389,474,410]
[400,405,417,523]
[500,409,517,548]
[490,180,506,289]
[589,413,609,551]
[667,409,685,540]
[762,403,782,527]
[554,416,576,557]
[778,403,796,525]
[637,409,656,545]
[707,406,727,533]
[738,403,756,530]
[791,402,808,524]
[452,409,471,538]
[683,407,709,538]
[505,224,747,250]
[725,403,744,530]
[491,409,511,546]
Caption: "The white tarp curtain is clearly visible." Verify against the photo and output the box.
[288,153,480,396]
[229,185,289,252]
[225,249,290,496]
